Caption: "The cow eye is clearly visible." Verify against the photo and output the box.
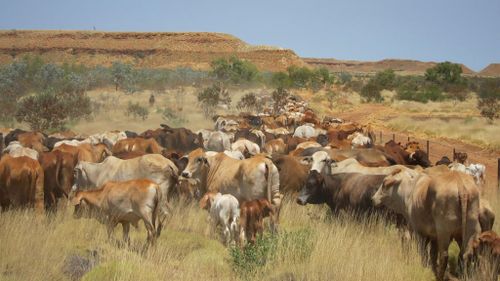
[197,158,202,163]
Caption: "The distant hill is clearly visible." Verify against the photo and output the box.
[0,30,305,71]
[303,58,477,76]
[479,63,500,77]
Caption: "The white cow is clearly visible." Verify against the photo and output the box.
[200,192,240,245]
[231,139,260,157]
[2,141,39,160]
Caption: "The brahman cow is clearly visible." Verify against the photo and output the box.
[0,155,44,212]
[199,192,240,246]
[141,124,203,153]
[231,139,261,158]
[39,150,75,211]
[272,155,309,196]
[181,148,281,231]
[2,141,39,160]
[372,168,481,281]
[112,137,163,155]
[72,179,163,248]
[72,154,178,206]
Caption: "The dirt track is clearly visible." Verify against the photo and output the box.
[336,104,500,191]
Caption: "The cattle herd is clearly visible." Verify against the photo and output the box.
[0,95,497,280]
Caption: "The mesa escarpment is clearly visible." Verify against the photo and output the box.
[303,58,477,76]
[0,30,305,71]
[479,63,500,77]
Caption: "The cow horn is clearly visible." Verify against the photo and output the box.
[390,168,402,176]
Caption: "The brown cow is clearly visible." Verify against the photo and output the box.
[0,155,44,212]
[471,231,500,280]
[272,155,309,196]
[297,171,388,216]
[141,124,203,153]
[239,198,274,244]
[264,139,287,155]
[372,168,481,281]
[112,138,163,155]
[454,151,468,164]
[54,143,110,163]
[39,151,75,211]
[17,132,48,153]
[72,179,163,248]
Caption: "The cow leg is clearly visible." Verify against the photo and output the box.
[429,240,439,277]
[122,222,131,247]
[143,218,156,247]
[222,224,231,246]
[436,234,451,281]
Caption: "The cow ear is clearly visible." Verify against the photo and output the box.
[299,156,312,166]
[202,157,209,167]
[71,195,83,206]
[199,194,211,210]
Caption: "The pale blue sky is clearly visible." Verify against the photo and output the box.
[1,0,499,71]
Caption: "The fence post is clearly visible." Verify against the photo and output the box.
[453,148,456,161]
[407,136,410,142]
[392,134,395,142]
[426,140,430,155]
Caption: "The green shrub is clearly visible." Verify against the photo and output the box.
[270,71,292,89]
[360,80,383,102]
[229,229,313,280]
[237,92,263,113]
[478,78,500,121]
[125,102,149,120]
[211,56,259,84]
[15,90,92,131]
[197,83,231,118]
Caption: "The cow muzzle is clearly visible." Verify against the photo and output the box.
[296,195,308,206]
[181,171,191,178]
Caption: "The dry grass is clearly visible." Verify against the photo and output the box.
[0,198,437,281]
[387,116,500,150]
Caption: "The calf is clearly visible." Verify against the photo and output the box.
[200,192,240,245]
[239,198,274,244]
[72,179,163,248]
[471,231,500,280]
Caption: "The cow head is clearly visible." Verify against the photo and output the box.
[181,148,209,179]
[372,168,403,208]
[408,150,431,168]
[72,162,90,190]
[71,193,90,219]
[310,151,335,174]
[297,170,325,205]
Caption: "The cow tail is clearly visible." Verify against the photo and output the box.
[153,185,162,238]
[458,180,468,257]
[265,162,272,203]
[55,154,63,194]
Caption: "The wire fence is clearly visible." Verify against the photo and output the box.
[375,130,500,190]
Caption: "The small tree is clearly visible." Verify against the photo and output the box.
[360,80,383,102]
[237,92,263,113]
[15,90,92,131]
[425,62,463,84]
[111,62,136,92]
[197,83,230,118]
[270,71,292,89]
[478,79,500,122]
[272,87,290,113]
